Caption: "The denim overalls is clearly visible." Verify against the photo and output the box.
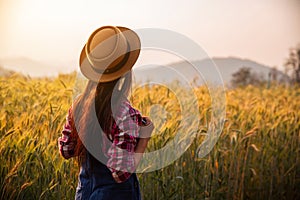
[75,152,141,200]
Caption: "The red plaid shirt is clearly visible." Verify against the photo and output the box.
[58,100,143,183]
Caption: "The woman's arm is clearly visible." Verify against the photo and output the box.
[134,117,154,167]
[106,105,140,183]
[58,107,78,159]
[106,104,153,183]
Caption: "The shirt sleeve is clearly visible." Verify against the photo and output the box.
[106,103,141,183]
[58,107,78,159]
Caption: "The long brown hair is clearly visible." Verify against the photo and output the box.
[72,72,132,164]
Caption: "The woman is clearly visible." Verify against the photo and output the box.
[58,26,154,200]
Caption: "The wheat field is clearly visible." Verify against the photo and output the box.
[0,73,299,199]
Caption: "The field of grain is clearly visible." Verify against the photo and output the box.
[0,73,299,199]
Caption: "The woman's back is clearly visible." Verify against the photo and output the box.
[58,26,153,200]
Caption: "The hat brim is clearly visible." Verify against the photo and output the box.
[79,26,141,82]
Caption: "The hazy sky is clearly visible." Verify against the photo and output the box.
[0,0,299,74]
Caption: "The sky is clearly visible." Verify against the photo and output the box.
[0,0,299,75]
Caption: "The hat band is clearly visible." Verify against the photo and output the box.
[91,43,130,75]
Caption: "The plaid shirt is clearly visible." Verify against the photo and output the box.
[58,100,143,183]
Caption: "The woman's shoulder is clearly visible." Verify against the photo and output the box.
[113,100,142,127]
[118,100,141,117]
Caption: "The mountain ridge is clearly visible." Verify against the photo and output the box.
[0,56,289,85]
[133,57,289,86]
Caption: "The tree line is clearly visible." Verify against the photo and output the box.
[231,44,300,87]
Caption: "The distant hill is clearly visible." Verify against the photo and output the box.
[0,56,290,86]
[133,57,289,86]
[0,57,62,77]
[209,57,288,84]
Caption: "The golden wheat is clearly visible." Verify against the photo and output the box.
[0,74,299,199]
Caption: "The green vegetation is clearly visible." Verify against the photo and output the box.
[0,73,299,199]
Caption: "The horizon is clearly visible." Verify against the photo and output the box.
[0,56,287,82]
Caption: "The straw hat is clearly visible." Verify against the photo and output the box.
[79,26,141,82]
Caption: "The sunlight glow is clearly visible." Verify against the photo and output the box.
[0,0,299,75]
